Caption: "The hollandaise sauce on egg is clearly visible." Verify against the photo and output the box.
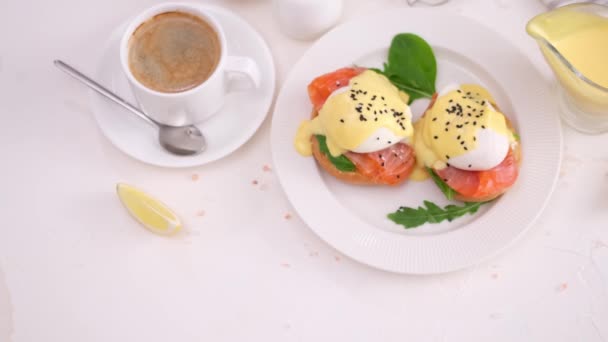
[413,84,515,174]
[295,70,413,157]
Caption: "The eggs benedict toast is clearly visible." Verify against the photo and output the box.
[413,84,521,202]
[294,67,416,185]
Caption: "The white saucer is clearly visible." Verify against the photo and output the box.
[91,5,275,167]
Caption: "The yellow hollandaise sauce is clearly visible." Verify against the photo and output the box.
[412,85,514,179]
[527,4,608,115]
[556,21,608,88]
[294,70,412,157]
[528,5,608,88]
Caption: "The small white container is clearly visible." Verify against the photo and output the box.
[273,0,343,41]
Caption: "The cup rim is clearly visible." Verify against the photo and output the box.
[119,2,227,98]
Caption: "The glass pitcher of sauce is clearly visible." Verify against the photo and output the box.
[527,3,608,134]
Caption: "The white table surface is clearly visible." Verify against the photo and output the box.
[1,0,607,341]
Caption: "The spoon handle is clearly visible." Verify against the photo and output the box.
[54,60,158,127]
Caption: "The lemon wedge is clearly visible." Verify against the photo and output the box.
[116,183,182,235]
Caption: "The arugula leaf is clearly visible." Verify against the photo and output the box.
[388,201,486,229]
[315,135,356,172]
[374,33,437,104]
[426,167,457,200]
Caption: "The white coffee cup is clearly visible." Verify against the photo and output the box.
[120,3,261,126]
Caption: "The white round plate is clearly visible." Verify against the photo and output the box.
[271,9,562,274]
[91,5,275,167]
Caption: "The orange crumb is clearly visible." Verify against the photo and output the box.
[557,283,568,292]
[284,213,292,220]
[252,180,259,185]
[263,164,272,172]
[191,174,200,181]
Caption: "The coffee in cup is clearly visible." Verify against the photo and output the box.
[128,11,221,93]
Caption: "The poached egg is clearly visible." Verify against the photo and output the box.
[294,70,413,157]
[413,84,516,172]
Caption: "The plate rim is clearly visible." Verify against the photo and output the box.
[270,8,563,274]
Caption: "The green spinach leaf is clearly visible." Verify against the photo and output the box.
[427,167,457,200]
[374,33,437,104]
[315,135,356,172]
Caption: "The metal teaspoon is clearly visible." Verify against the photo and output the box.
[54,60,206,156]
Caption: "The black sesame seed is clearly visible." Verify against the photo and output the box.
[381,96,385,100]
[340,119,344,123]
[434,136,438,139]
[482,125,486,129]
[445,128,449,132]
[464,147,468,151]
[374,118,378,122]
[457,90,462,93]
[449,99,453,103]
[446,155,450,159]
[457,135,461,140]
[371,95,377,100]
[473,137,477,141]
[387,141,392,144]
[359,114,367,121]
[460,141,465,145]
[432,117,437,121]
[376,137,380,140]
[473,121,477,126]
[468,164,472,168]
[446,121,450,125]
